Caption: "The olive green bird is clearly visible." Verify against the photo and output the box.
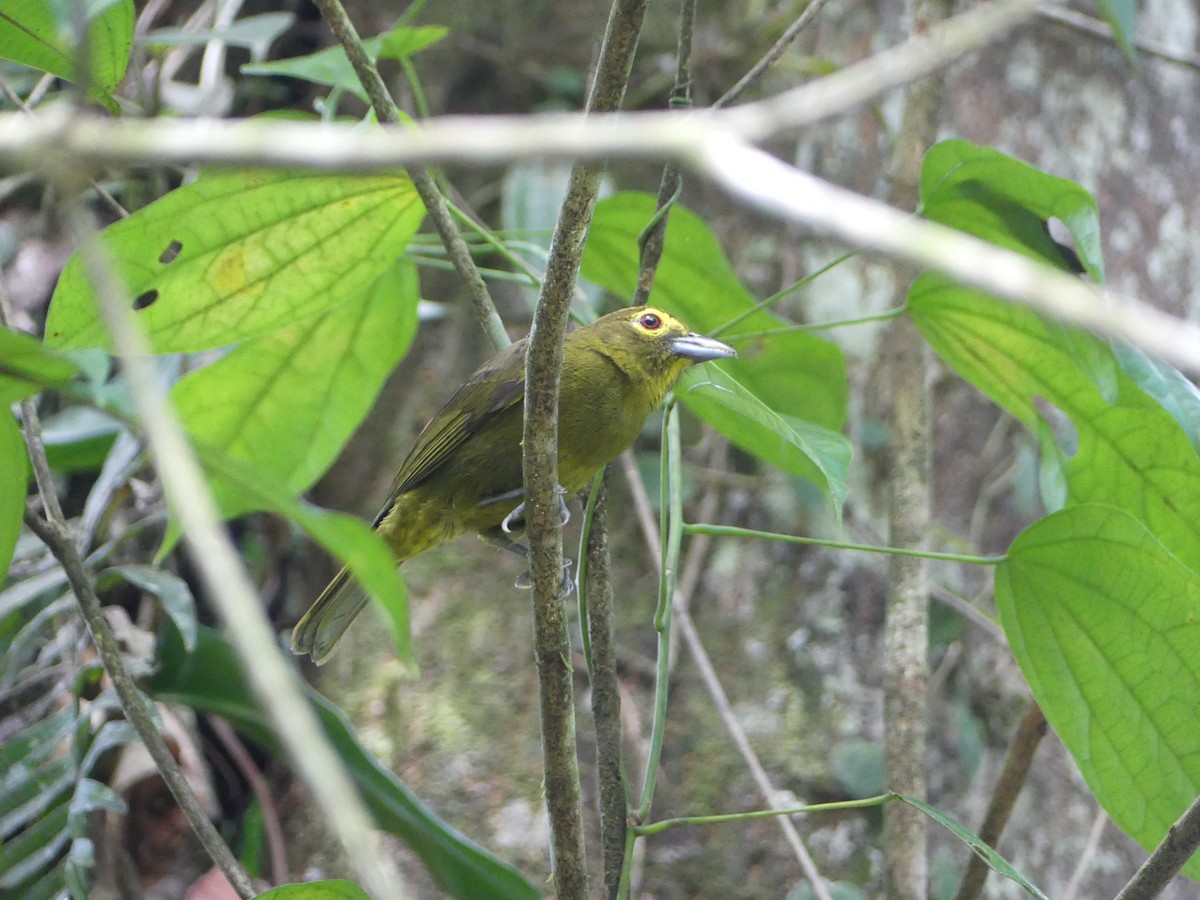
[291,306,735,663]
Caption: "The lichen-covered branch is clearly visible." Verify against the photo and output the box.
[523,0,649,895]
[880,0,956,894]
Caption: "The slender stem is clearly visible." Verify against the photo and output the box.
[310,0,509,351]
[1038,5,1200,71]
[715,0,838,108]
[724,307,906,342]
[619,448,832,899]
[24,511,257,899]
[1115,791,1200,900]
[209,716,290,885]
[581,475,629,899]
[954,702,1047,900]
[635,795,895,836]
[630,0,695,308]
[709,249,859,337]
[635,404,682,822]
[683,523,1001,565]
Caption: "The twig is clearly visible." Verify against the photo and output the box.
[1114,791,1200,900]
[952,701,1047,900]
[310,0,508,351]
[716,0,837,107]
[1039,5,1200,72]
[0,76,128,221]
[1061,806,1108,900]
[0,1,1042,169]
[523,0,649,894]
[209,716,289,886]
[23,512,256,899]
[59,198,409,900]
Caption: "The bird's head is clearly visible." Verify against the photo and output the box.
[586,306,736,379]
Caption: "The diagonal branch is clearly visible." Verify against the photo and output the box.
[311,0,508,350]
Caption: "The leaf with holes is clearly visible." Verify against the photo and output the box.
[920,140,1104,282]
[996,504,1200,881]
[45,170,424,353]
[172,259,419,520]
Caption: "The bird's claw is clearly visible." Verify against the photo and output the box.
[501,486,570,535]
[514,557,575,594]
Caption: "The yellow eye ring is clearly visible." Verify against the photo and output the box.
[638,312,662,331]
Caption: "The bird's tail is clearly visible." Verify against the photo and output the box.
[290,566,370,665]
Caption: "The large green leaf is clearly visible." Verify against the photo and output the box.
[153,626,539,900]
[0,328,80,405]
[584,192,848,433]
[676,365,849,514]
[242,24,447,101]
[920,139,1104,283]
[909,281,1200,569]
[996,504,1200,880]
[46,171,424,353]
[173,259,419,520]
[0,0,133,104]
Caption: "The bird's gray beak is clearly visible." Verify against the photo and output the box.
[670,332,737,362]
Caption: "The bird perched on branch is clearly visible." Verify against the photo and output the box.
[292,306,735,663]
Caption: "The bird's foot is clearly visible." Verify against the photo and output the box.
[501,485,570,535]
[514,557,575,595]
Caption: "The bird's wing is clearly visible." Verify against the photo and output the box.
[372,339,527,527]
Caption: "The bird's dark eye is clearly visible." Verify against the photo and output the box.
[638,312,662,331]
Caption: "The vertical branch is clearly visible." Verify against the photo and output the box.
[582,478,627,899]
[631,0,696,307]
[881,1,956,896]
[523,1,649,895]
